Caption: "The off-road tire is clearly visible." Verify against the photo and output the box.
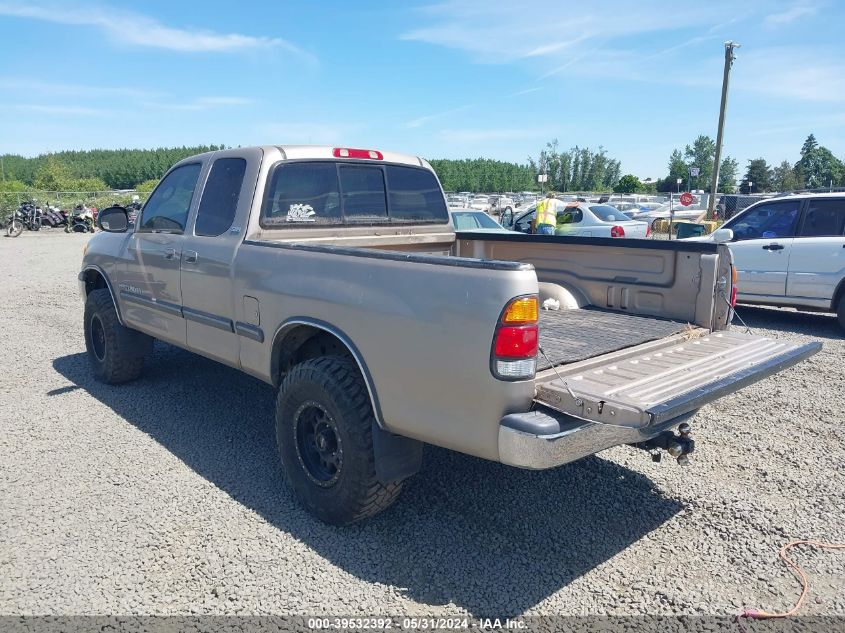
[837,293,845,331]
[276,356,402,525]
[84,289,153,384]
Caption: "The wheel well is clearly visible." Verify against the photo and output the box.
[833,278,845,311]
[82,269,108,295]
[271,325,355,386]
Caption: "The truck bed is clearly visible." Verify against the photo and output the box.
[537,308,689,371]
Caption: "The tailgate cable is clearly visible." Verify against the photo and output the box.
[538,347,634,430]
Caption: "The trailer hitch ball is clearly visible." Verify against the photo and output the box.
[677,454,690,466]
[667,442,684,458]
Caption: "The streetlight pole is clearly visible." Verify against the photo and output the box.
[707,41,740,218]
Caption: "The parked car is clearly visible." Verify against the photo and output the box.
[451,209,510,232]
[80,145,819,525]
[555,204,650,238]
[631,202,707,223]
[490,195,515,216]
[468,196,492,213]
[682,193,845,329]
[446,195,468,209]
[503,203,649,238]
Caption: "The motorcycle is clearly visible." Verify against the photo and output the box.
[40,204,68,229]
[66,204,96,233]
[7,201,42,237]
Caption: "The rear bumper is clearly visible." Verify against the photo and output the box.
[498,407,696,470]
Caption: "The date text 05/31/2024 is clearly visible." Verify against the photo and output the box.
[307,617,527,630]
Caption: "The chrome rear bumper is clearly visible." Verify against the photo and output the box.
[498,407,696,470]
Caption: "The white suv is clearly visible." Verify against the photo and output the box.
[692,193,845,329]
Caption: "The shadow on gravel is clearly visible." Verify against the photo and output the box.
[734,304,842,339]
[54,345,682,617]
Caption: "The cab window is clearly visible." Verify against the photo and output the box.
[139,163,202,233]
[800,199,845,237]
[195,158,246,237]
[724,201,801,241]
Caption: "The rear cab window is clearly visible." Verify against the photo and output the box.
[260,161,448,228]
[799,199,845,237]
[195,158,247,237]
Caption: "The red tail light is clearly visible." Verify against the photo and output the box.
[730,286,738,307]
[494,326,538,358]
[492,296,538,380]
[610,225,625,238]
[332,147,383,160]
[646,223,651,237]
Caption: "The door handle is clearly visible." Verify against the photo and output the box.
[163,248,177,259]
[184,250,198,264]
[762,243,784,251]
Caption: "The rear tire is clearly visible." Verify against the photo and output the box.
[84,289,153,384]
[276,356,402,525]
[837,294,845,331]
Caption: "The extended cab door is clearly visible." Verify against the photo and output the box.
[118,162,203,345]
[723,199,801,299]
[786,198,845,305]
[180,150,261,365]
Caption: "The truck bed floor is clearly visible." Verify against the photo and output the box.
[537,308,689,371]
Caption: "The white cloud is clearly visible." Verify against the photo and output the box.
[764,1,820,25]
[402,0,740,64]
[141,96,255,111]
[0,77,160,99]
[9,104,114,116]
[0,2,314,59]
[260,122,359,145]
[406,105,471,128]
[438,127,553,143]
[737,47,845,102]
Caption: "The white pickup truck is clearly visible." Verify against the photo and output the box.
[80,145,820,525]
[689,193,845,330]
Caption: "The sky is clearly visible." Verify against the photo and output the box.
[0,0,843,179]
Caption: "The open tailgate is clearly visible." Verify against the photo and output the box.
[534,331,820,429]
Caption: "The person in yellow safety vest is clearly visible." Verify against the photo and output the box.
[534,192,563,235]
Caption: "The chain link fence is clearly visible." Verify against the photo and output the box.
[1,190,152,218]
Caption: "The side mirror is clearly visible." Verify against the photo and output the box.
[97,205,129,233]
[712,228,733,243]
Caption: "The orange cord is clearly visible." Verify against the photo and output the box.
[740,539,845,619]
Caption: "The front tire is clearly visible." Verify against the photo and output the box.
[276,356,402,525]
[84,289,153,384]
[8,219,23,237]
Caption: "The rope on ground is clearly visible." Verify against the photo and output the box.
[739,539,845,620]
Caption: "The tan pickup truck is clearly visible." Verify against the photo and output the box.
[80,145,820,525]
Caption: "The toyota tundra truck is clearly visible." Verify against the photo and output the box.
[79,145,820,525]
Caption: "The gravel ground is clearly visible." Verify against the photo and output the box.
[1,231,843,619]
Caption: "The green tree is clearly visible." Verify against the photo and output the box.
[33,156,74,190]
[795,134,843,188]
[741,158,772,193]
[613,174,642,193]
[658,149,688,192]
[771,160,799,192]
[684,135,716,190]
[718,157,739,193]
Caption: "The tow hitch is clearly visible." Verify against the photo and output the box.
[633,422,694,465]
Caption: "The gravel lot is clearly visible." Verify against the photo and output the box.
[1,231,843,619]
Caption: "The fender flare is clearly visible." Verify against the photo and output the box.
[271,318,423,485]
[78,265,124,325]
[272,318,385,428]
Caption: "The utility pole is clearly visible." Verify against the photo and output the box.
[708,41,740,218]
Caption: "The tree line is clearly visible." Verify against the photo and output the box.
[0,145,224,191]
[2,134,840,197]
